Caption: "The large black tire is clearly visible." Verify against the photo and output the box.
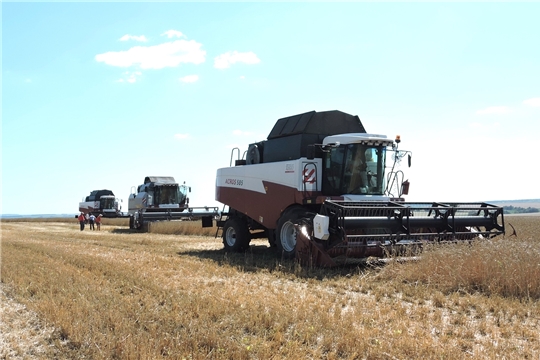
[141,221,149,232]
[276,207,308,259]
[133,212,143,230]
[222,217,251,252]
[129,215,135,229]
[267,228,277,248]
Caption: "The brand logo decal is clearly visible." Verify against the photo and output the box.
[225,178,244,186]
[285,164,295,173]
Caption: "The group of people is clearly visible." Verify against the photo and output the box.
[77,212,103,231]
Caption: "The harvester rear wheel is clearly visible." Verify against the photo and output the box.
[276,208,307,259]
[223,218,251,252]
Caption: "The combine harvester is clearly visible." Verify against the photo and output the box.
[215,110,505,266]
[128,176,219,231]
[79,189,123,218]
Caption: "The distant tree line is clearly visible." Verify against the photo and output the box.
[503,206,540,214]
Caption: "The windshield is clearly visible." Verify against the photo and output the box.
[322,144,386,196]
[100,197,115,210]
[155,185,187,205]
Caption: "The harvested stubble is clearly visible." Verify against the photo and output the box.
[146,219,218,236]
[1,216,539,359]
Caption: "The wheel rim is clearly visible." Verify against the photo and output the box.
[225,227,237,247]
[280,221,296,252]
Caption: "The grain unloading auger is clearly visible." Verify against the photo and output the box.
[294,200,505,266]
[215,110,506,266]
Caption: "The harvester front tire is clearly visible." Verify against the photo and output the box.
[223,218,250,252]
[276,208,306,259]
[129,215,134,229]
[141,222,149,232]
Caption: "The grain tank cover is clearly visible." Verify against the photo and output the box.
[144,176,176,185]
[267,110,366,139]
[256,110,367,163]
[85,189,115,202]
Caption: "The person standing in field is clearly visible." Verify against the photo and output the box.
[85,213,89,224]
[78,213,86,231]
[89,214,96,230]
[96,214,102,231]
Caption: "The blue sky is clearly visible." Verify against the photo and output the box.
[2,2,539,215]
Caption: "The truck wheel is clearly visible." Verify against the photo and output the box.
[276,208,306,259]
[129,215,134,229]
[222,218,250,252]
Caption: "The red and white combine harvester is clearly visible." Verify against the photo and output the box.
[215,110,505,266]
[79,189,122,218]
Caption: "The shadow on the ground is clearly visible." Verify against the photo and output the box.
[178,244,383,279]
[110,228,142,234]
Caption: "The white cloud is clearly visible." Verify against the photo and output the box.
[214,51,260,69]
[24,78,32,83]
[95,40,206,69]
[523,97,540,107]
[119,34,148,42]
[174,133,189,140]
[239,75,245,80]
[179,74,199,83]
[161,30,185,39]
[116,71,142,83]
[475,106,511,115]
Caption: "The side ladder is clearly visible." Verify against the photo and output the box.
[215,147,245,238]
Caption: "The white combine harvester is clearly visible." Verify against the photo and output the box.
[128,176,218,231]
[79,189,122,218]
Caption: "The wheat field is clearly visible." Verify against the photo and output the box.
[1,216,539,359]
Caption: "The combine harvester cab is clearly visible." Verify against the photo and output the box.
[79,189,122,218]
[128,176,218,231]
[215,110,505,266]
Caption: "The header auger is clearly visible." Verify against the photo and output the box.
[215,110,505,266]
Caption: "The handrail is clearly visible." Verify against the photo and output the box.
[301,161,319,199]
[386,170,404,198]
[229,147,241,167]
